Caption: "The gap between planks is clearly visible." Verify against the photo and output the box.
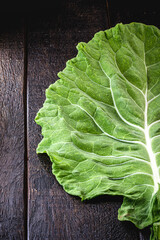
[23,15,29,240]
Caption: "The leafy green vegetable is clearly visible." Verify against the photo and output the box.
[35,22,160,239]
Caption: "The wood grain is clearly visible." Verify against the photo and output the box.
[0,16,25,239]
[27,1,140,239]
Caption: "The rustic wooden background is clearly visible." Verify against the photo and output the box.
[0,1,159,239]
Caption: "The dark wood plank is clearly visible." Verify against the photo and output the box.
[27,1,140,239]
[0,16,26,239]
[108,0,160,28]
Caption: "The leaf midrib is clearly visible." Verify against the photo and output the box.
[98,38,160,195]
[144,90,159,194]
[143,41,160,195]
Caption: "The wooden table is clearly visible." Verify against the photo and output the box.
[0,1,159,239]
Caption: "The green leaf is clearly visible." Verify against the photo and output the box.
[35,22,160,239]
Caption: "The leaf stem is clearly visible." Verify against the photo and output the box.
[150,223,160,240]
